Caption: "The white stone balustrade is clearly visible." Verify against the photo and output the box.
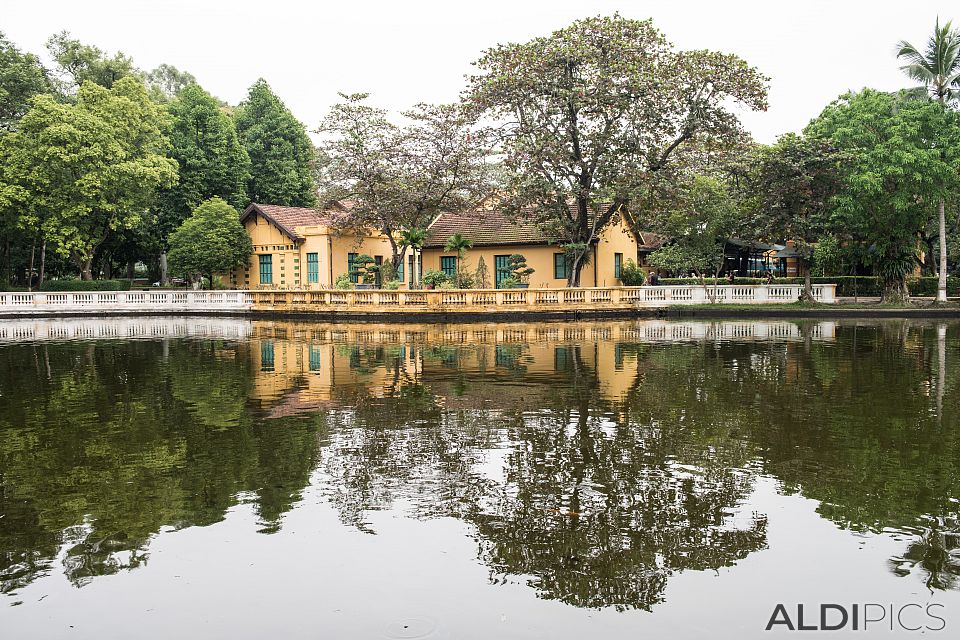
[0,284,837,317]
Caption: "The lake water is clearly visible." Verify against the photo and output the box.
[0,317,958,639]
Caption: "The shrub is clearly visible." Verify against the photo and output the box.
[421,270,449,288]
[498,254,534,284]
[382,279,401,290]
[334,273,353,290]
[618,259,646,286]
[40,279,131,291]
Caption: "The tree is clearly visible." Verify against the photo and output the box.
[647,176,741,301]
[444,233,473,287]
[145,63,196,103]
[317,94,493,272]
[806,89,960,302]
[466,14,767,286]
[235,79,317,207]
[45,31,137,93]
[167,197,252,288]
[897,19,960,302]
[157,84,250,281]
[0,32,49,131]
[744,134,843,301]
[399,227,426,288]
[1,77,177,279]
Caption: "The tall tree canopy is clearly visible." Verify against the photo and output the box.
[45,31,137,93]
[235,79,317,207]
[806,89,960,302]
[157,84,250,245]
[743,134,844,300]
[167,196,252,287]
[896,18,960,302]
[317,94,493,271]
[145,63,197,103]
[647,175,742,296]
[466,14,768,285]
[0,31,49,131]
[0,77,177,279]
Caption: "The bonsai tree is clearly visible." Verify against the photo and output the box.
[498,254,535,288]
[421,269,449,289]
[349,254,377,286]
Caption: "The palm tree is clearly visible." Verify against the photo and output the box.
[399,227,427,289]
[444,233,473,287]
[897,18,960,302]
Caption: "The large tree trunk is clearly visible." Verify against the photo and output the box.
[81,256,94,281]
[881,278,910,304]
[159,252,169,285]
[799,261,815,303]
[38,239,46,288]
[937,198,948,302]
[27,238,36,292]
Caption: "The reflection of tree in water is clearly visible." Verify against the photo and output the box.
[317,342,768,610]
[628,322,960,594]
[0,339,322,593]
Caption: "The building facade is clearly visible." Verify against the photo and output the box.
[421,208,652,289]
[229,203,394,289]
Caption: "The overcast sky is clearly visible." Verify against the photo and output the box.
[1,0,950,143]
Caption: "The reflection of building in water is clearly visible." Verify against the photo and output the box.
[242,320,838,416]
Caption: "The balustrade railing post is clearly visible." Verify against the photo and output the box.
[755,286,769,303]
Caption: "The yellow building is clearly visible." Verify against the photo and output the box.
[421,206,654,288]
[229,202,395,289]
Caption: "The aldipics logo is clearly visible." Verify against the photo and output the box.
[765,603,947,632]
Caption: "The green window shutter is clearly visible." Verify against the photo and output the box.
[554,253,568,279]
[440,256,456,278]
[259,255,273,284]
[307,253,319,283]
[348,253,359,283]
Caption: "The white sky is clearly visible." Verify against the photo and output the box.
[0,0,949,143]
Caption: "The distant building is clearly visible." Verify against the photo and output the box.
[229,202,393,289]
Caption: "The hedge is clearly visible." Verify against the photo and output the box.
[655,276,960,297]
[39,279,132,291]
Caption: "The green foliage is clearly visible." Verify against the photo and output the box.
[317,94,493,271]
[167,197,252,284]
[235,79,317,207]
[334,273,353,289]
[45,31,137,93]
[806,89,960,301]
[0,31,50,131]
[498,254,534,284]
[467,14,767,285]
[647,176,741,284]
[348,253,377,284]
[743,133,843,297]
[0,77,178,277]
[157,84,251,245]
[421,269,449,288]
[144,64,196,103]
[39,278,130,291]
[474,256,490,289]
[618,259,646,286]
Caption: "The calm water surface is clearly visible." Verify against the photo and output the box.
[0,317,958,639]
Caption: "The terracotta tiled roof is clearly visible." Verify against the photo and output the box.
[241,203,339,240]
[637,231,666,251]
[424,210,560,248]
[424,202,648,249]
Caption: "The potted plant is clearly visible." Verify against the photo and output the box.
[498,254,535,289]
[421,269,448,290]
[350,254,377,289]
